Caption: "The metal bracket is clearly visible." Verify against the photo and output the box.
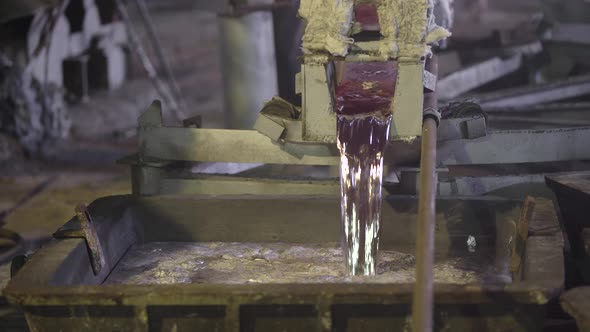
[462,116,487,139]
[53,204,106,275]
[254,114,286,142]
[423,70,437,92]
[437,115,487,141]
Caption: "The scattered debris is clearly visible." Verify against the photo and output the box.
[467,235,476,253]
[0,52,70,155]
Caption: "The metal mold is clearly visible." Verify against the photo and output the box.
[4,195,564,331]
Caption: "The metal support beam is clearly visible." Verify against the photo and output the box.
[138,117,590,169]
[437,127,590,165]
[392,61,425,139]
[139,127,339,165]
[159,176,339,196]
[397,169,550,197]
[477,74,590,110]
[438,55,522,100]
[131,165,162,196]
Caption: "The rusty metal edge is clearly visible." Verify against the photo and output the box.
[4,282,558,307]
[546,171,590,198]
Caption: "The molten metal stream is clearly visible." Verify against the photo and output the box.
[337,113,391,275]
[335,62,396,276]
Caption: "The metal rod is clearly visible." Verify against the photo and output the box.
[115,0,184,122]
[132,0,188,116]
[412,56,438,332]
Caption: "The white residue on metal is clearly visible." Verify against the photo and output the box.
[298,0,451,60]
[467,235,477,253]
[105,242,510,285]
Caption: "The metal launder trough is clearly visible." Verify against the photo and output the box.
[4,195,564,331]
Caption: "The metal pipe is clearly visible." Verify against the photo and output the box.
[412,56,439,332]
[219,9,279,129]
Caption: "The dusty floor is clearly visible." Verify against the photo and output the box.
[0,167,130,243]
[0,165,131,331]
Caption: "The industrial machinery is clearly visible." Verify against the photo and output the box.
[3,0,569,331]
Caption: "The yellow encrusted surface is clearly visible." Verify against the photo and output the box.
[299,0,450,60]
[378,0,451,59]
[299,0,355,57]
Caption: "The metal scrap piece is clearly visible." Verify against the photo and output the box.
[75,204,105,275]
[54,204,106,275]
[423,69,437,92]
[437,127,590,165]
[438,55,522,100]
[254,115,286,142]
